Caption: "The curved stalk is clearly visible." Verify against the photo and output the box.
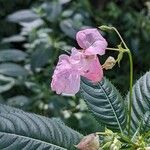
[106,27,134,136]
[127,51,133,136]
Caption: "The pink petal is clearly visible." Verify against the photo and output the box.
[84,40,106,56]
[51,54,81,95]
[70,48,103,82]
[76,28,107,55]
[81,56,103,82]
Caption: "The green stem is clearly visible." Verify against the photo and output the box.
[106,47,120,51]
[106,27,134,137]
[111,27,128,49]
[127,51,133,137]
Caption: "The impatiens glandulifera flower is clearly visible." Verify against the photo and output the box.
[51,28,108,95]
[75,133,100,150]
[71,48,103,82]
[76,28,107,56]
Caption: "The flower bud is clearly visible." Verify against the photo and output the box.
[75,133,100,150]
[102,56,116,70]
[99,25,113,31]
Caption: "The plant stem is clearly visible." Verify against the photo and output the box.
[106,47,120,51]
[96,132,108,135]
[127,51,133,137]
[107,27,134,137]
[111,27,128,49]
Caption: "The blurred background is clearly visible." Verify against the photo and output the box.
[0,0,150,134]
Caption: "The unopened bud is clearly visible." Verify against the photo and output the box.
[99,25,113,31]
[102,56,116,70]
[75,133,100,150]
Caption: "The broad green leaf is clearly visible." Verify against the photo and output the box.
[7,9,39,23]
[80,77,127,132]
[41,1,62,22]
[0,63,28,77]
[60,19,77,39]
[0,104,82,150]
[31,48,51,70]
[2,35,26,43]
[0,49,27,62]
[0,75,15,93]
[127,72,150,134]
[7,95,31,109]
[141,111,150,133]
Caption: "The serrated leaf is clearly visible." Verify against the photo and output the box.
[0,104,82,150]
[80,77,127,132]
[126,72,150,134]
[127,72,150,133]
[7,9,39,23]
[0,63,28,77]
[141,111,150,133]
[0,49,27,62]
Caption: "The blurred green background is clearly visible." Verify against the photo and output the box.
[0,0,150,135]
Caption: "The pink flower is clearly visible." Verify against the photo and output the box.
[51,55,81,95]
[76,28,107,55]
[51,28,107,95]
[71,48,103,82]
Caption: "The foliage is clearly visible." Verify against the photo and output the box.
[0,104,82,150]
[126,71,150,134]
[0,0,150,149]
[81,77,126,131]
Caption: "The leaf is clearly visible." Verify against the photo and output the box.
[7,95,31,109]
[60,19,77,39]
[0,75,15,93]
[141,111,150,133]
[31,48,51,70]
[127,72,150,134]
[80,77,127,132]
[0,49,27,62]
[0,104,82,150]
[7,9,39,23]
[41,1,62,22]
[2,35,26,43]
[0,63,28,77]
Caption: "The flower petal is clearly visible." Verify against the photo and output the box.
[76,28,107,55]
[51,54,81,95]
[70,48,103,82]
[81,55,103,82]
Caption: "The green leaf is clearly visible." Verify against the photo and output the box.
[80,77,127,132]
[7,9,39,23]
[41,1,62,22]
[141,111,150,133]
[31,48,51,70]
[0,75,15,93]
[0,49,27,62]
[7,95,31,109]
[0,104,82,150]
[127,72,150,134]
[60,19,77,39]
[0,63,28,77]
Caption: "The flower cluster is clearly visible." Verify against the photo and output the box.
[51,28,108,95]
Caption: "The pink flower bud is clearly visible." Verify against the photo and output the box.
[75,133,100,150]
